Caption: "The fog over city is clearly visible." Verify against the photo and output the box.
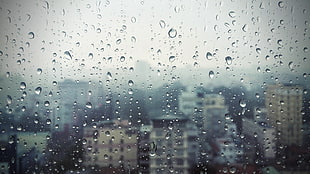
[0,0,309,88]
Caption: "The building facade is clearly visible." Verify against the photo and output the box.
[150,114,195,174]
[265,84,303,146]
[83,120,138,172]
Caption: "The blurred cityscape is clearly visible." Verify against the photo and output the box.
[0,78,310,174]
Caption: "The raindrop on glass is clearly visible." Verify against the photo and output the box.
[20,82,26,90]
[209,70,215,79]
[46,119,51,125]
[239,99,246,108]
[28,32,35,39]
[44,101,50,107]
[128,80,134,86]
[7,95,12,104]
[107,72,112,79]
[242,24,248,32]
[120,56,125,62]
[64,51,72,60]
[116,39,121,45]
[206,52,213,60]
[288,61,294,70]
[278,1,284,8]
[105,131,110,136]
[131,17,136,23]
[228,11,236,18]
[131,36,136,43]
[159,20,166,28]
[225,56,232,65]
[88,53,93,58]
[6,72,10,78]
[169,56,176,62]
[35,87,42,95]
[168,28,177,38]
[37,68,42,75]
[86,102,92,109]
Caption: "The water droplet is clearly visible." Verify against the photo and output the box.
[128,88,133,95]
[107,72,112,79]
[64,51,72,60]
[52,81,57,86]
[304,47,308,53]
[44,101,50,107]
[159,20,166,28]
[257,67,261,72]
[128,80,134,86]
[116,39,121,45]
[228,11,236,18]
[193,62,199,67]
[46,119,51,125]
[86,102,92,109]
[239,99,246,108]
[131,36,136,43]
[174,6,180,13]
[256,48,261,54]
[206,52,213,60]
[278,1,284,8]
[242,24,248,32]
[120,56,125,62]
[255,93,260,98]
[106,98,111,104]
[37,68,42,75]
[105,130,110,136]
[20,82,26,90]
[168,28,177,38]
[230,166,237,173]
[225,56,232,65]
[7,95,12,104]
[17,125,22,131]
[35,87,42,95]
[288,61,294,70]
[209,71,215,79]
[169,56,176,62]
[165,132,171,139]
[104,154,109,159]
[88,53,93,58]
[131,17,136,23]
[6,72,10,78]
[259,2,265,9]
[28,32,35,39]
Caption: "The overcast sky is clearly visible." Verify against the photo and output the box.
[0,0,309,89]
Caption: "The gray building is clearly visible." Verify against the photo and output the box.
[149,114,199,174]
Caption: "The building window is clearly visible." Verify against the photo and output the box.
[176,159,184,165]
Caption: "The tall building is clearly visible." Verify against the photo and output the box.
[149,114,197,174]
[242,118,276,162]
[83,120,138,172]
[54,79,89,132]
[265,84,303,146]
[178,89,204,116]
[202,94,228,138]
[137,125,152,174]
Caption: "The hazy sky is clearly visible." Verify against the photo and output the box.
[0,0,309,89]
